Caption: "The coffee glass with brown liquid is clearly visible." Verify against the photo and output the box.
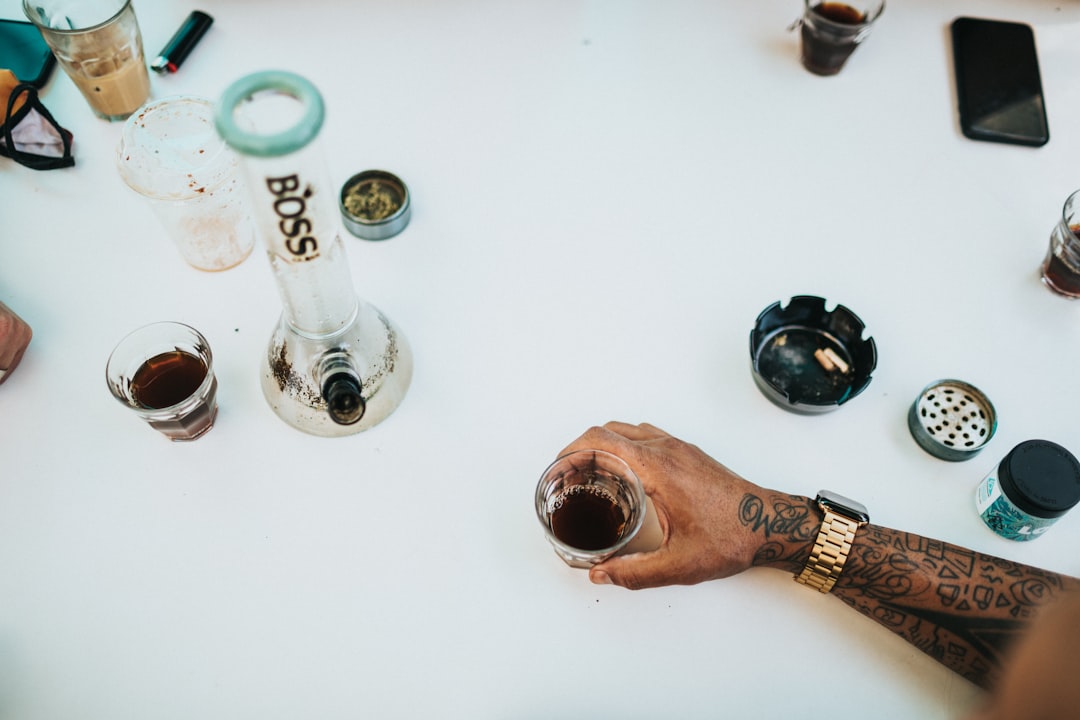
[1042,189,1080,299]
[23,0,150,121]
[798,0,885,76]
[535,450,662,568]
[106,322,218,440]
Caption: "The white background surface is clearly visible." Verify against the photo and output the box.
[3,1,1080,718]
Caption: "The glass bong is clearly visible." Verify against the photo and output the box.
[215,71,412,436]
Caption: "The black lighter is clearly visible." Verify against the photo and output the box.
[150,11,214,74]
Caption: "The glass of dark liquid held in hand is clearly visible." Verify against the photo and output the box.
[1042,189,1080,299]
[535,450,661,568]
[106,321,218,440]
[798,0,885,76]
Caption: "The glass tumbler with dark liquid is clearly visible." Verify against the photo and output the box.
[1042,189,1080,299]
[535,449,661,568]
[106,321,218,440]
[798,0,885,76]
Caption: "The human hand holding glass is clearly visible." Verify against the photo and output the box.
[553,421,794,588]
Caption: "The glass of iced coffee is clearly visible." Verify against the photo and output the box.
[23,0,150,121]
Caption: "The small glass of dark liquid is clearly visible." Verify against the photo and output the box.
[1042,189,1080,299]
[535,449,653,568]
[798,0,885,76]
[106,322,219,440]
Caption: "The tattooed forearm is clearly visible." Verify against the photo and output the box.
[736,494,1078,687]
[833,524,1079,688]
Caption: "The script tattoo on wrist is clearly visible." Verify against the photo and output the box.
[738,493,818,570]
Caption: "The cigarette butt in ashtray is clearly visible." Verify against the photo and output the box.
[814,347,850,374]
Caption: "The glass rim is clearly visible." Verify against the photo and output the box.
[1062,189,1080,228]
[117,95,238,199]
[23,0,133,35]
[105,321,215,414]
[215,70,325,158]
[535,449,647,557]
[802,0,885,30]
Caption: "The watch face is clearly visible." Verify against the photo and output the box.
[817,490,870,523]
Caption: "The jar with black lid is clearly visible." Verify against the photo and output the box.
[975,440,1080,541]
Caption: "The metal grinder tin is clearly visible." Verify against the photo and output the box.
[907,379,997,461]
[340,169,411,240]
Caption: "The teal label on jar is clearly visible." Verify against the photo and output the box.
[975,473,1057,541]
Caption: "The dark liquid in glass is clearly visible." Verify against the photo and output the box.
[814,2,865,23]
[1044,224,1080,297]
[801,3,867,76]
[131,350,207,409]
[550,486,626,550]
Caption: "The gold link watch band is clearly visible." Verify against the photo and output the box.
[794,491,869,594]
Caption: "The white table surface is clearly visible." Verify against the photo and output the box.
[3,1,1080,718]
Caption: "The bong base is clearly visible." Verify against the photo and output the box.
[260,301,413,437]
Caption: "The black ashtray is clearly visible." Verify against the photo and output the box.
[749,295,877,414]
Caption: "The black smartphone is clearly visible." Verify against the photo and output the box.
[951,16,1049,147]
[0,18,56,88]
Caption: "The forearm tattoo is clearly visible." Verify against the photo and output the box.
[737,493,1078,688]
[836,525,1075,687]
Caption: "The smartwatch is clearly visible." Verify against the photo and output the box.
[794,490,869,593]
